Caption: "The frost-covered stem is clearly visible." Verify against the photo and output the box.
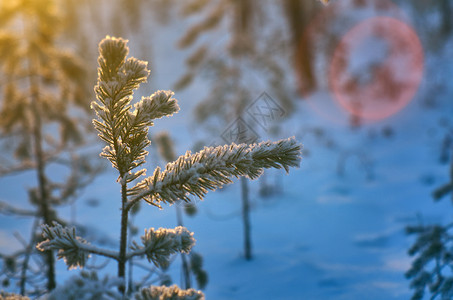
[176,206,191,289]
[28,49,56,291]
[127,215,135,296]
[241,177,252,260]
[118,181,129,294]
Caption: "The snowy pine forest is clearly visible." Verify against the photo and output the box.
[1,0,453,299]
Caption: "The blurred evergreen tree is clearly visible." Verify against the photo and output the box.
[406,162,453,300]
[0,0,100,295]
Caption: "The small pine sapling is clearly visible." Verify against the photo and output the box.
[37,36,301,298]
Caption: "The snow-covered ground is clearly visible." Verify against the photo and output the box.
[1,1,453,299]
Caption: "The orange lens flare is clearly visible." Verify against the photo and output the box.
[328,17,424,122]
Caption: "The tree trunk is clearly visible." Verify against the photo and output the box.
[440,0,452,37]
[29,55,56,291]
[241,177,252,260]
[282,0,317,95]
[232,0,254,261]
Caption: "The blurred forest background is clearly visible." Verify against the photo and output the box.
[0,0,453,299]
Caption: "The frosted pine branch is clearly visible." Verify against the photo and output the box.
[134,284,204,300]
[37,222,90,269]
[129,226,195,268]
[92,37,179,183]
[127,137,301,209]
[94,40,149,130]
[36,222,119,269]
[0,291,30,300]
[132,90,179,124]
[92,36,150,175]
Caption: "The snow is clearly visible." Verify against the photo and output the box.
[1,2,453,300]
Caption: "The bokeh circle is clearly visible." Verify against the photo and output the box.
[328,16,424,121]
